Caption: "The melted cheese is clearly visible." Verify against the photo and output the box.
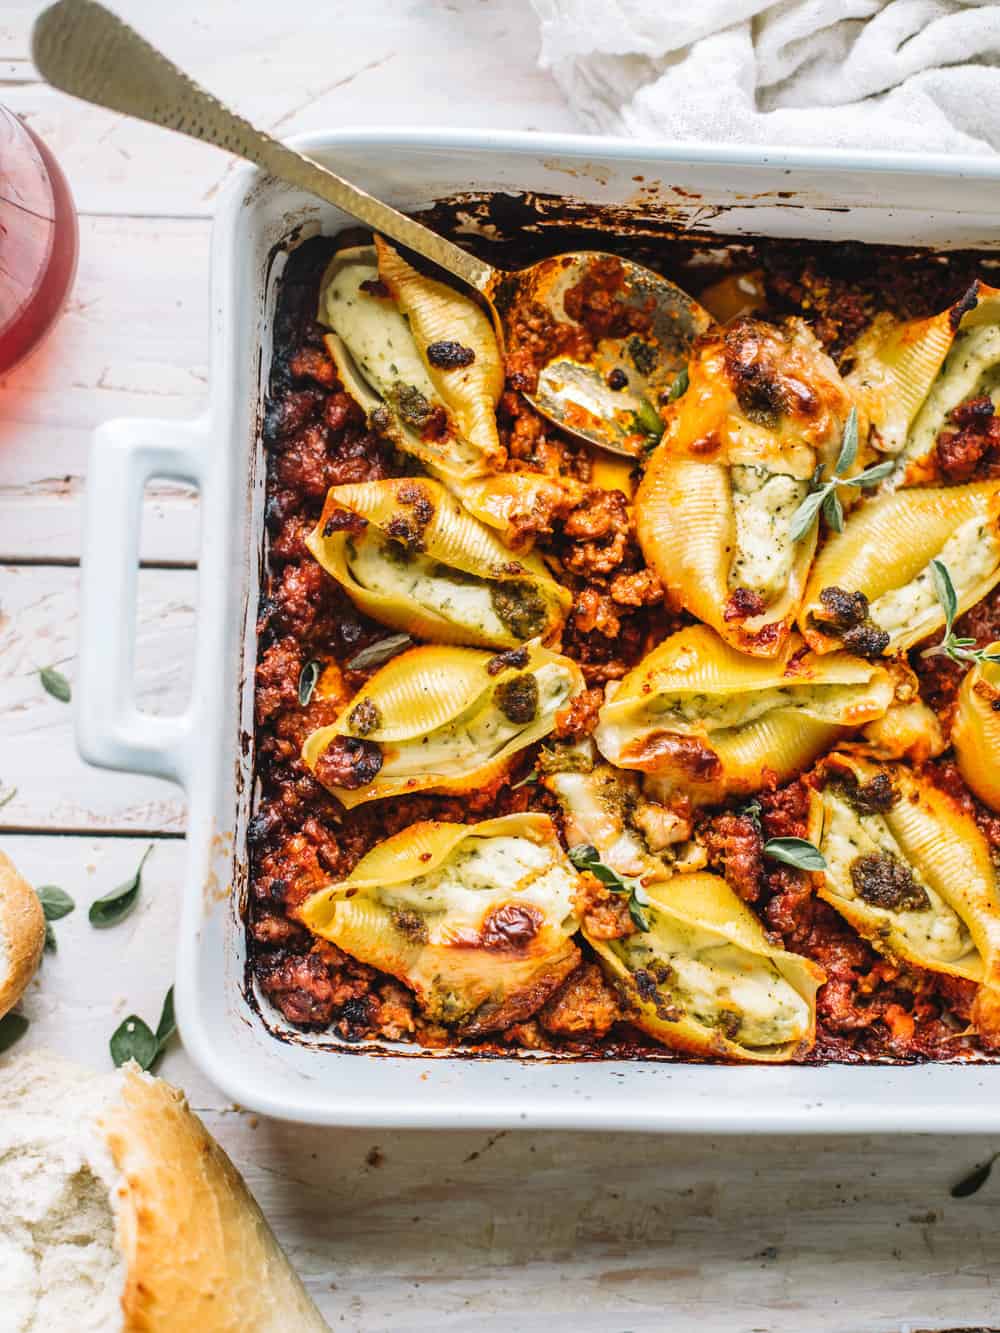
[869,514,1000,639]
[821,790,974,963]
[729,466,810,600]
[616,917,811,1048]
[348,533,508,639]
[383,661,576,779]
[382,835,576,937]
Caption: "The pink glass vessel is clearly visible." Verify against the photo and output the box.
[0,105,78,374]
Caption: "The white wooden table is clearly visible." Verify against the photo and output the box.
[2,4,998,1329]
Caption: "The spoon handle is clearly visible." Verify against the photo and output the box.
[32,0,495,293]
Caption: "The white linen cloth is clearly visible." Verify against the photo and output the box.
[531,0,1000,154]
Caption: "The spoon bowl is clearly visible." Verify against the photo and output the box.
[33,0,712,457]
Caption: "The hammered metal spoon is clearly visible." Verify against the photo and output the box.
[33,0,712,457]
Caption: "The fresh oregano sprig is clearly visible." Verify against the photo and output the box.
[789,407,895,542]
[923,560,1000,666]
[568,843,652,932]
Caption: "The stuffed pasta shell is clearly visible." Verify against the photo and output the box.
[852,662,946,764]
[457,470,584,551]
[800,482,1000,656]
[297,815,581,1034]
[543,748,705,885]
[593,625,893,806]
[318,238,504,482]
[307,477,570,648]
[636,317,858,656]
[847,280,1000,484]
[302,642,583,808]
[806,754,1000,1002]
[584,872,824,1061]
[952,645,1000,813]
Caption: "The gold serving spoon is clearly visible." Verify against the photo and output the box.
[33,0,712,457]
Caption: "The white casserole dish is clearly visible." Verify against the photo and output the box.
[77,129,1000,1130]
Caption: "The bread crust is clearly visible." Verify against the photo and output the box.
[0,850,45,1019]
[100,1068,329,1332]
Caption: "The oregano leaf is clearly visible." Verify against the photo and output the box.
[931,559,958,634]
[833,406,859,476]
[789,486,828,543]
[109,1015,158,1070]
[951,1152,1000,1199]
[297,659,322,707]
[39,666,71,703]
[0,1012,29,1053]
[763,837,827,872]
[154,986,176,1049]
[89,845,153,929]
[822,488,844,534]
[36,885,75,921]
[347,633,412,672]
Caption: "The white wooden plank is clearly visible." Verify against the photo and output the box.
[0,214,207,564]
[4,0,576,220]
[2,833,205,1085]
[0,564,192,831]
[4,829,1000,1333]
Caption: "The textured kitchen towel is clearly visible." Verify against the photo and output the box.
[532,0,1000,154]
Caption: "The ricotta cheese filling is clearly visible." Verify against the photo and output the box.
[348,533,510,639]
[323,259,442,413]
[821,790,974,964]
[905,322,1000,466]
[379,836,577,935]
[729,465,809,600]
[868,515,1000,640]
[641,680,873,732]
[382,662,576,779]
[616,918,811,1048]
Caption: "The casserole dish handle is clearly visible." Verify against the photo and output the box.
[77,416,205,787]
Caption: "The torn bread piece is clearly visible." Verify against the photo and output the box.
[0,1050,329,1333]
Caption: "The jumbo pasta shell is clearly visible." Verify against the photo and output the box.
[318,245,492,481]
[587,872,824,1062]
[324,330,484,481]
[297,814,581,1033]
[444,470,584,551]
[847,282,1000,485]
[301,642,584,808]
[306,477,570,648]
[545,758,704,885]
[636,317,862,656]
[953,646,1000,813]
[852,662,946,764]
[594,624,893,805]
[800,482,1000,655]
[807,754,1000,992]
[846,309,955,460]
[375,236,504,463]
[636,450,817,658]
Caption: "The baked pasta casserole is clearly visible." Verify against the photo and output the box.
[250,221,1000,1064]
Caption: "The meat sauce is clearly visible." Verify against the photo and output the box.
[250,227,1000,1063]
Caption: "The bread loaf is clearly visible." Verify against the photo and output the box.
[0,1050,329,1332]
[0,851,45,1020]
